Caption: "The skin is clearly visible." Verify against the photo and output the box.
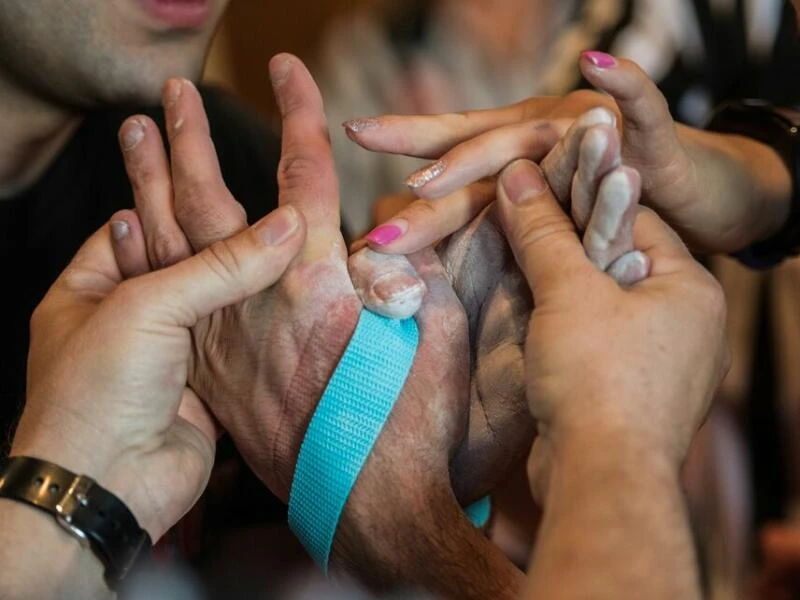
[493,159,729,600]
[0,204,306,599]
[112,56,523,598]
[0,0,229,195]
[347,53,792,258]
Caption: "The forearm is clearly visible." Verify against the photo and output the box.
[681,125,791,252]
[525,431,700,600]
[0,499,110,600]
[334,475,524,599]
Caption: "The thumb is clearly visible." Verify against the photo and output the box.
[496,160,592,299]
[579,52,683,170]
[132,205,306,326]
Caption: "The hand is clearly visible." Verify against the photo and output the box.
[348,52,791,256]
[494,158,729,492]
[13,204,305,543]
[357,118,651,497]
[496,159,729,600]
[113,56,520,595]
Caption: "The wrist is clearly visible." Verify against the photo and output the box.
[9,434,148,538]
[0,498,110,599]
[533,420,682,495]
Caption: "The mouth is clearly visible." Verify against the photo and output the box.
[136,0,213,29]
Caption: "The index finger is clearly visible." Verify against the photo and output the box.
[343,97,562,159]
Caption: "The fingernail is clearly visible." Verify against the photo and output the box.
[270,55,294,88]
[257,206,299,245]
[371,273,421,302]
[343,118,381,134]
[406,160,446,189]
[366,221,406,246]
[111,220,130,241]
[500,161,547,205]
[164,78,183,108]
[120,119,145,151]
[581,51,617,69]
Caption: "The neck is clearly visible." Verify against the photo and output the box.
[0,66,82,199]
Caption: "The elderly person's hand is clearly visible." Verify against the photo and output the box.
[496,159,729,600]
[2,198,305,598]
[112,55,522,598]
[347,52,791,257]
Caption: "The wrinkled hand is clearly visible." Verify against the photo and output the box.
[14,205,304,542]
[494,159,729,498]
[361,118,651,497]
[111,56,513,590]
[348,52,790,256]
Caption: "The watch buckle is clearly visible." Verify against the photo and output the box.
[55,474,95,548]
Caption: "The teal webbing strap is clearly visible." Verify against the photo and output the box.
[288,309,491,571]
[288,311,419,571]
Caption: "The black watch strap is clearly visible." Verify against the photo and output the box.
[0,456,152,590]
[706,100,800,268]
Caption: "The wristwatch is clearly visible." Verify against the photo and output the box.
[706,100,800,268]
[0,456,152,590]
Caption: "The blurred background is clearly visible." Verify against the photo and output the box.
[203,0,373,119]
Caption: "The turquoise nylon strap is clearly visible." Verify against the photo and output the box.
[288,311,419,570]
[288,309,491,571]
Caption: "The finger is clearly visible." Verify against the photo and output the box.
[579,52,682,170]
[404,119,566,200]
[364,179,495,254]
[177,389,224,443]
[119,116,193,269]
[271,54,341,233]
[133,205,306,327]
[540,107,617,205]
[496,160,592,299]
[606,251,650,286]
[343,96,563,158]
[48,222,126,304]
[348,248,426,319]
[406,249,467,346]
[163,78,248,251]
[630,207,693,277]
[583,166,641,271]
[570,124,622,230]
[109,209,150,279]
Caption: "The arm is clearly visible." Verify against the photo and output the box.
[345,52,793,258]
[493,159,728,599]
[0,501,109,600]
[526,432,699,599]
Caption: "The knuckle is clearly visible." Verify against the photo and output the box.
[514,214,576,255]
[200,239,248,302]
[278,152,329,191]
[149,231,186,268]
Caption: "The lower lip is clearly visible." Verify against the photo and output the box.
[137,0,212,29]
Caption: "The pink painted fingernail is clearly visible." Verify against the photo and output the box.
[405,160,446,189]
[366,222,406,246]
[581,51,617,69]
[343,118,380,134]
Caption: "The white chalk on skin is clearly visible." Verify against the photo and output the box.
[348,248,427,319]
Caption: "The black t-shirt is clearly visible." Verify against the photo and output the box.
[0,87,288,532]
